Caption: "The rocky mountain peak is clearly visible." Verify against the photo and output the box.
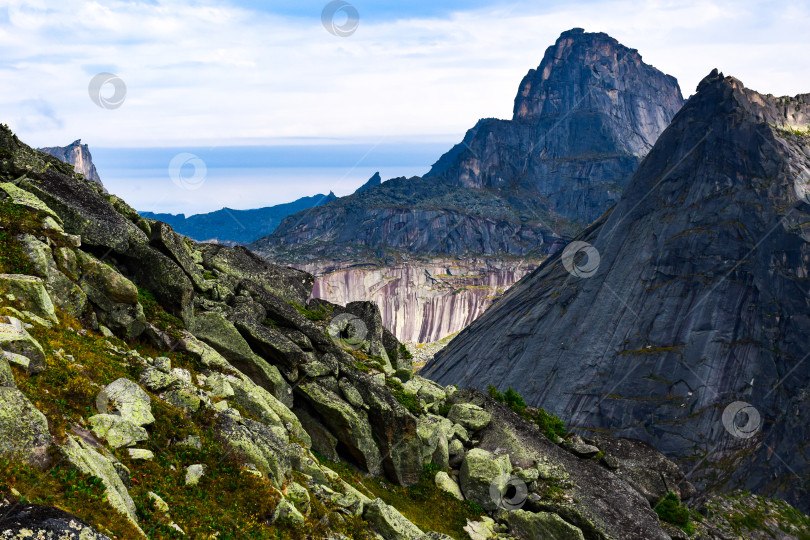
[37,139,103,188]
[512,28,683,156]
[425,71,810,511]
[355,171,382,193]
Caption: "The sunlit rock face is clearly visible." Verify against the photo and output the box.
[38,140,103,188]
[300,258,538,343]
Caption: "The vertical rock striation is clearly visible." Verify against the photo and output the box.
[302,258,537,343]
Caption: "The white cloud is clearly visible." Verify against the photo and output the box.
[0,0,808,148]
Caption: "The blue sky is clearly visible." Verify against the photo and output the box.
[1,0,809,213]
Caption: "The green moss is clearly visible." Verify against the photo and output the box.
[202,271,217,280]
[398,343,413,361]
[386,377,423,415]
[0,457,142,538]
[290,302,331,322]
[488,384,566,440]
[654,491,695,535]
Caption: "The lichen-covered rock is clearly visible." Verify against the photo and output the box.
[402,376,447,409]
[447,403,491,432]
[60,435,143,533]
[284,481,311,514]
[161,388,202,413]
[99,378,154,426]
[0,355,15,387]
[214,413,291,487]
[506,510,585,540]
[191,311,291,403]
[139,367,180,392]
[229,376,310,446]
[0,387,53,468]
[434,471,464,500]
[0,503,112,539]
[75,251,145,339]
[459,448,512,512]
[185,463,206,486]
[16,234,89,320]
[363,498,424,539]
[88,414,149,448]
[0,316,45,375]
[270,497,306,525]
[296,380,382,475]
[0,275,58,325]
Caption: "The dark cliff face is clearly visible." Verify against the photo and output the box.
[424,70,810,511]
[38,139,103,188]
[252,29,683,264]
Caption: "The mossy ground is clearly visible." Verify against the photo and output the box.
[0,312,375,538]
[319,459,484,539]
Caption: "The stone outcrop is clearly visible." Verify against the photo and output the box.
[38,139,103,187]
[0,503,111,539]
[252,29,683,265]
[426,71,810,512]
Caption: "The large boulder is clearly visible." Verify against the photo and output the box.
[98,378,155,426]
[88,414,149,449]
[121,243,194,325]
[16,234,89,320]
[199,244,312,305]
[214,413,291,487]
[60,435,143,533]
[0,503,112,539]
[148,221,208,292]
[193,311,291,403]
[591,436,696,505]
[296,380,382,475]
[0,274,58,325]
[228,376,310,447]
[363,498,424,539]
[233,318,308,376]
[76,251,145,339]
[506,510,585,540]
[447,403,492,432]
[0,387,53,468]
[0,315,46,373]
[459,448,512,512]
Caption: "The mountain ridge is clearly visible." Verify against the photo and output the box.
[252,28,684,264]
[424,69,810,511]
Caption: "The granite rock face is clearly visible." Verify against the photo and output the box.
[425,70,810,511]
[252,29,683,264]
[38,139,103,188]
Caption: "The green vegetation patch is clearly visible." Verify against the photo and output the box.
[138,286,185,340]
[0,200,38,275]
[654,491,695,535]
[488,384,567,440]
[290,302,332,322]
[385,377,423,415]
[321,460,484,539]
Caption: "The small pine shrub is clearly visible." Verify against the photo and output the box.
[654,491,695,534]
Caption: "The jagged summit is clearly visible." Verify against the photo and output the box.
[425,71,810,511]
[253,29,684,265]
[38,139,103,188]
[355,172,382,194]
